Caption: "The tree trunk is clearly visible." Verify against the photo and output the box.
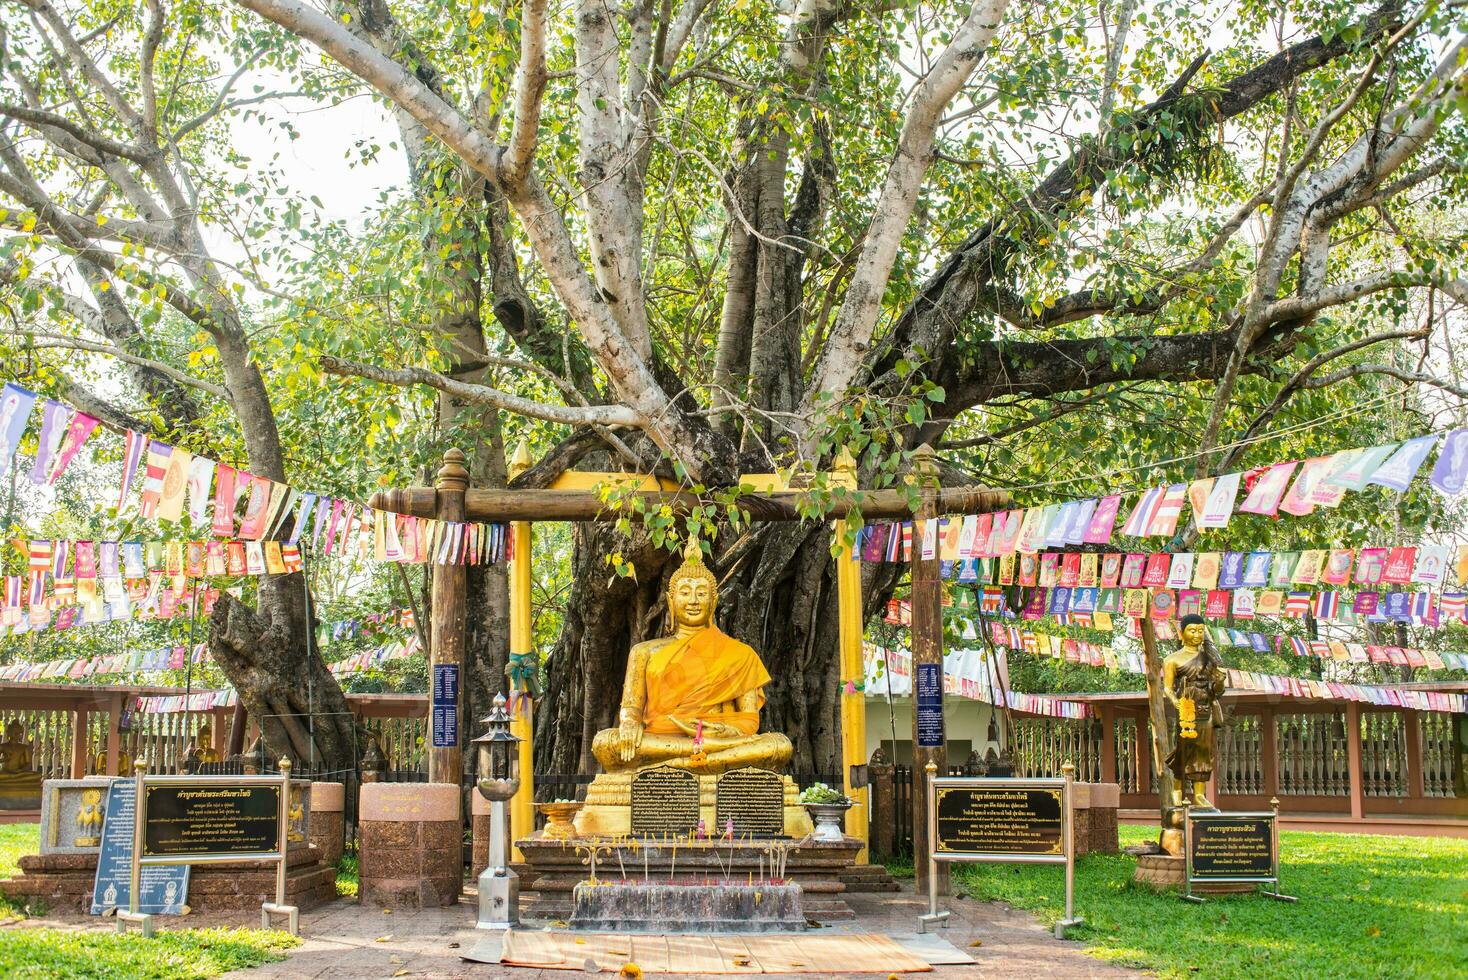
[208,575,362,774]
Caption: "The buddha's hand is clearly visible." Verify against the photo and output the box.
[671,718,743,739]
[616,718,643,763]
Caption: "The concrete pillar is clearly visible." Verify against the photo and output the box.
[309,781,346,867]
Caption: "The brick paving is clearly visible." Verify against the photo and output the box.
[5,883,1141,978]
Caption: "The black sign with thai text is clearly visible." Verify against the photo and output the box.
[143,783,280,857]
[1189,814,1274,880]
[714,767,784,838]
[934,785,1063,856]
[630,766,700,837]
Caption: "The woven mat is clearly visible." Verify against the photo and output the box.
[499,930,934,974]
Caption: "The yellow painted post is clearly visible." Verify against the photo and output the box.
[508,440,536,860]
[833,448,869,863]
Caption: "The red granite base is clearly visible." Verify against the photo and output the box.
[0,845,337,912]
[358,818,462,908]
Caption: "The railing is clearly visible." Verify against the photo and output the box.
[1361,711,1408,798]
[1276,712,1350,797]
[1115,717,1142,794]
[1012,717,1104,783]
[1421,713,1456,798]
[361,716,428,772]
[0,708,72,779]
[1219,714,1264,796]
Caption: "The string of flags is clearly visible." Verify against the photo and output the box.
[862,642,1092,719]
[326,637,421,677]
[0,382,510,580]
[131,641,421,712]
[853,428,1468,566]
[0,642,208,681]
[981,622,1466,715]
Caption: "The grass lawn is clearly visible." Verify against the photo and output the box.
[952,824,1468,979]
[2,823,300,976]
[1,821,39,920]
[2,927,299,978]
[335,853,359,897]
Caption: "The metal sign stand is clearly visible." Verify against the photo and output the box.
[918,761,1083,939]
[1182,798,1296,905]
[116,757,300,936]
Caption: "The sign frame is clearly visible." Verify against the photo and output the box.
[917,765,1083,939]
[1182,806,1297,904]
[116,760,299,938]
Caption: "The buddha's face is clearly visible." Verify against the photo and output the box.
[1182,623,1206,647]
[670,575,715,628]
[4,722,21,742]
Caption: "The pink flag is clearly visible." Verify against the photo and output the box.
[1120,487,1163,537]
[1237,462,1298,516]
[48,411,99,485]
[1084,495,1122,543]
[1145,484,1188,537]
[212,465,238,537]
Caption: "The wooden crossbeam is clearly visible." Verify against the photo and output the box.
[367,483,1011,523]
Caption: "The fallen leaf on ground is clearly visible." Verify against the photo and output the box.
[969,940,983,948]
[375,935,393,943]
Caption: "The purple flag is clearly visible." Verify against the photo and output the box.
[1430,428,1468,496]
[0,383,38,475]
[1366,435,1438,492]
[28,399,68,485]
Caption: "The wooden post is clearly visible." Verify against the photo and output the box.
[1099,704,1117,784]
[833,447,869,862]
[1345,701,1364,819]
[1138,617,1174,820]
[1259,704,1279,799]
[868,748,895,859]
[430,449,469,791]
[1403,709,1425,800]
[71,706,89,778]
[910,445,948,897]
[508,440,536,860]
[105,694,122,776]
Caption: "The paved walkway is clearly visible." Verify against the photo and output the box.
[9,885,1140,978]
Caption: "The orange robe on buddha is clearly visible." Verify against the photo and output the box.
[641,625,770,736]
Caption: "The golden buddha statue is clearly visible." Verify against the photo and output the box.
[590,537,792,775]
[571,538,808,839]
[0,720,42,809]
[1162,614,1226,810]
[184,722,221,770]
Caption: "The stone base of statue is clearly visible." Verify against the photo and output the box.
[513,832,896,924]
[573,771,814,838]
[569,880,805,933]
[1131,852,1257,894]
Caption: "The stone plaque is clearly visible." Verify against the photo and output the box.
[714,767,784,838]
[92,779,189,916]
[1189,814,1274,880]
[630,766,700,837]
[934,785,1063,856]
[143,783,281,857]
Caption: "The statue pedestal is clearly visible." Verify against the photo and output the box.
[569,880,804,933]
[1131,853,1257,893]
[574,772,813,838]
[513,834,893,924]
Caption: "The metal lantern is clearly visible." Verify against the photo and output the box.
[473,693,522,802]
[472,693,523,931]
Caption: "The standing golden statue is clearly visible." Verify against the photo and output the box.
[590,536,793,775]
[1162,614,1226,809]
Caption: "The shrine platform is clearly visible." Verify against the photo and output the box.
[0,842,337,913]
[514,834,899,923]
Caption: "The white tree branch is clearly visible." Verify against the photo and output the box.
[320,355,645,427]
[803,0,1010,416]
[232,0,505,182]
[501,0,549,185]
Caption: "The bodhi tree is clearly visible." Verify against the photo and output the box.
[21,0,1465,776]
[0,0,369,770]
